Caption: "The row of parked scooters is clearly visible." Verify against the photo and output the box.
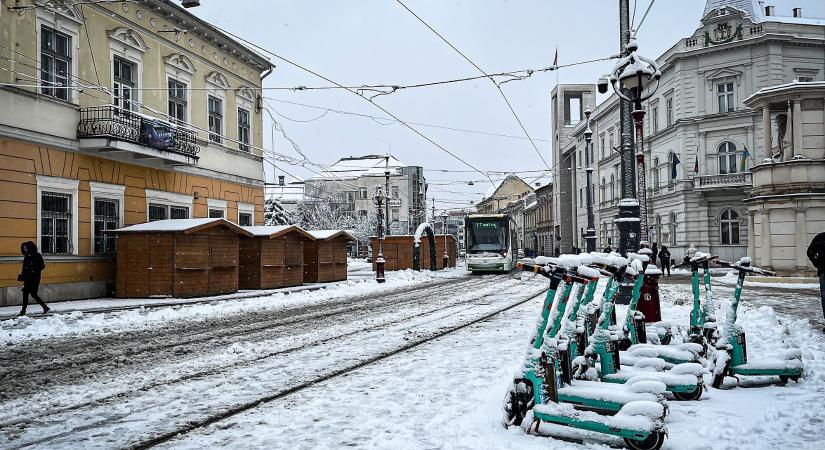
[502,249,804,450]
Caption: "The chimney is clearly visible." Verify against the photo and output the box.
[793,7,802,17]
[278,176,285,186]
[765,5,775,16]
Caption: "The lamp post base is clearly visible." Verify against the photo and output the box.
[442,253,449,270]
[616,199,641,256]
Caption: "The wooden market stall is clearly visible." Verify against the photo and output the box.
[304,230,355,283]
[114,218,252,298]
[370,234,457,271]
[239,225,315,289]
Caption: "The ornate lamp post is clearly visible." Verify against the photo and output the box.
[599,38,661,250]
[373,186,386,283]
[442,212,450,269]
[583,107,597,253]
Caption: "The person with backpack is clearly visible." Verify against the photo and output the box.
[18,241,50,316]
[808,232,825,331]
[658,245,672,276]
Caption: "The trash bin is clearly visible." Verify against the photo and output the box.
[638,265,663,322]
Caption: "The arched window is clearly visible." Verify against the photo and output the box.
[667,151,678,183]
[652,157,660,187]
[654,214,662,244]
[718,141,737,174]
[720,209,740,244]
[669,212,677,246]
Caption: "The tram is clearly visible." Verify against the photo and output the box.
[464,213,518,273]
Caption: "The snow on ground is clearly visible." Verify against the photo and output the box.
[160,279,825,450]
[715,271,820,290]
[0,264,467,345]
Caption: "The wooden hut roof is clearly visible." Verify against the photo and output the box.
[243,225,315,240]
[115,218,253,236]
[306,229,356,241]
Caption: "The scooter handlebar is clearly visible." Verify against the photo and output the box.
[516,262,559,279]
[714,258,776,276]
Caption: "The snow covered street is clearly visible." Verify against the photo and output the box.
[1,269,823,450]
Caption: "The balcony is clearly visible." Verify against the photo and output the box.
[77,106,200,165]
[692,172,753,190]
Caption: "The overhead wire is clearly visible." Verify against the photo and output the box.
[632,0,657,38]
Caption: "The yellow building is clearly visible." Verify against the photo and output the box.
[0,0,273,304]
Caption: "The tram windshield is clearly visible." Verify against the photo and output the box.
[466,218,508,253]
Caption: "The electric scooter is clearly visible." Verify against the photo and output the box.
[711,257,804,388]
[504,262,668,450]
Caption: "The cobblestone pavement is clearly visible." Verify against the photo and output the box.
[659,275,825,334]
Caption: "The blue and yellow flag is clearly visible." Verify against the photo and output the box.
[740,146,750,172]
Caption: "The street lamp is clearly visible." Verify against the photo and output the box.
[373,186,386,283]
[583,107,597,253]
[599,38,661,250]
[442,212,450,269]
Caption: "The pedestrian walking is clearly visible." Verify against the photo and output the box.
[807,232,825,331]
[18,241,50,316]
[554,247,560,257]
[658,245,672,276]
[604,245,613,253]
[651,243,658,261]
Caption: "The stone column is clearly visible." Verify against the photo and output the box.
[761,208,772,268]
[786,100,794,161]
[792,98,803,158]
[747,210,756,258]
[762,104,771,161]
[795,207,808,271]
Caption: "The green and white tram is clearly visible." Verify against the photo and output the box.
[464,213,518,273]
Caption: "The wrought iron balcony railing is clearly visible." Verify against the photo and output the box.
[77,106,200,158]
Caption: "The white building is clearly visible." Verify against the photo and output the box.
[552,0,825,266]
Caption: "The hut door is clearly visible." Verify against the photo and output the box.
[125,236,150,297]
[149,235,174,296]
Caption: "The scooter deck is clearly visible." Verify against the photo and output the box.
[730,359,803,377]
[600,366,702,394]
[557,380,662,414]
[533,401,665,441]
[623,343,701,366]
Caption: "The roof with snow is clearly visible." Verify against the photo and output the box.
[703,0,825,25]
[310,155,406,180]
[114,218,252,236]
[243,225,315,240]
[267,183,305,203]
[306,229,357,241]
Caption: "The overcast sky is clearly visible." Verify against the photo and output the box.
[191,0,824,213]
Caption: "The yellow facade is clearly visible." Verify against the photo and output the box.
[0,1,272,303]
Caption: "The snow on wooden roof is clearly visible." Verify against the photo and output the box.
[243,225,315,240]
[115,218,252,236]
[306,229,356,241]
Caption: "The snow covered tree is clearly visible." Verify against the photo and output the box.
[264,197,292,226]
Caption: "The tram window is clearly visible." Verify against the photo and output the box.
[466,219,507,252]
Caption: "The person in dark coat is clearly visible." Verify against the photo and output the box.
[554,247,560,257]
[658,245,672,276]
[19,241,49,316]
[651,243,659,261]
[603,245,613,253]
[807,232,825,330]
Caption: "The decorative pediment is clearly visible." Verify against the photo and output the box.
[164,53,196,75]
[37,0,85,24]
[700,5,750,26]
[205,71,230,89]
[108,27,149,53]
[705,68,743,81]
[235,86,256,103]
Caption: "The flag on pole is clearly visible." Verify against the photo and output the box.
[552,46,558,67]
[671,154,680,180]
[740,146,750,172]
[693,155,699,174]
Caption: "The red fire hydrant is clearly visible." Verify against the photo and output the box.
[638,265,662,323]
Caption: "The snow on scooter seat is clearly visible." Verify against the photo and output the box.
[625,344,701,363]
[558,382,662,406]
[533,401,665,432]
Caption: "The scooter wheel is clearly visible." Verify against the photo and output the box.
[779,375,789,384]
[659,334,672,345]
[673,383,703,401]
[711,373,726,389]
[624,431,666,450]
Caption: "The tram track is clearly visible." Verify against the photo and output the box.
[0,274,547,449]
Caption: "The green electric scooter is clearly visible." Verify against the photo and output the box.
[505,262,668,450]
[711,257,804,388]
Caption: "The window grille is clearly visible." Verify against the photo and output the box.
[238,107,250,152]
[40,26,71,101]
[208,208,225,218]
[149,203,189,221]
[239,213,252,226]
[41,191,72,254]
[170,206,189,219]
[94,198,119,254]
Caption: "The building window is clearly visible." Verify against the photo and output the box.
[720,209,740,245]
[798,75,814,83]
[238,107,251,152]
[41,192,72,254]
[651,105,659,133]
[208,208,225,218]
[359,187,368,200]
[41,26,72,101]
[113,56,136,111]
[718,141,737,174]
[208,95,223,143]
[238,213,252,226]
[600,136,606,159]
[717,82,734,113]
[149,203,189,221]
[168,78,187,123]
[610,174,615,200]
[665,97,673,127]
[93,198,119,254]
[654,214,662,244]
[391,186,399,199]
[669,212,677,246]
[652,157,660,187]
[669,151,678,182]
[391,208,400,222]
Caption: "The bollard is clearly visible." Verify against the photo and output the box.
[638,266,662,322]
